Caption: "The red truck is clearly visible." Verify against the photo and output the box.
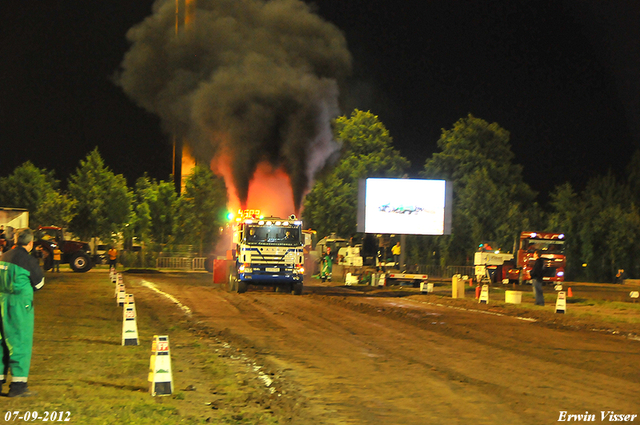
[508,231,566,284]
[474,232,566,284]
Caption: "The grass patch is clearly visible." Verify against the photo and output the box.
[5,271,285,424]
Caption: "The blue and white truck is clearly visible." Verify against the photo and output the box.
[229,210,305,295]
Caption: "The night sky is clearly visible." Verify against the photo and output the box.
[2,1,639,204]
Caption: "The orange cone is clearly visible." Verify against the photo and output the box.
[567,287,573,297]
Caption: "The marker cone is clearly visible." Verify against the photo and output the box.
[122,301,139,346]
[149,335,173,396]
[117,283,126,306]
[479,285,489,304]
[555,291,567,314]
[567,287,573,297]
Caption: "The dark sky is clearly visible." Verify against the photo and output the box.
[2,1,639,203]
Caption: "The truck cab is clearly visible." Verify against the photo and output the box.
[229,210,305,294]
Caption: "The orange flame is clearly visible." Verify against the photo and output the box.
[211,156,297,219]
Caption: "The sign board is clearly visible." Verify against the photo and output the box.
[479,285,489,304]
[555,291,567,314]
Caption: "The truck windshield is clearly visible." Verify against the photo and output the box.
[522,239,565,254]
[245,225,301,246]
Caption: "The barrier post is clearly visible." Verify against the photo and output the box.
[149,335,173,396]
[122,299,139,346]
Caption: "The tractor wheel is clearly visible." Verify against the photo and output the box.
[70,252,92,273]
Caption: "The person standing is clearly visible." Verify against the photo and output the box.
[391,242,401,267]
[108,246,118,270]
[320,247,333,282]
[52,246,62,272]
[530,250,545,306]
[0,228,45,397]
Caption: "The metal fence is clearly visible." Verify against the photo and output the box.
[409,265,475,279]
[156,257,207,271]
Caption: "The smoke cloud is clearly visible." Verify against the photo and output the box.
[116,0,352,210]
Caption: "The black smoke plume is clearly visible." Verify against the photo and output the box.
[116,0,351,210]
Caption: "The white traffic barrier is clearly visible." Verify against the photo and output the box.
[122,301,139,346]
[478,284,489,304]
[117,284,126,306]
[345,273,358,285]
[420,281,433,293]
[555,291,567,314]
[149,335,173,396]
[114,274,124,296]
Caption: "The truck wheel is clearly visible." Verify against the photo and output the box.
[292,282,303,295]
[70,252,92,273]
[237,281,248,294]
[227,272,237,292]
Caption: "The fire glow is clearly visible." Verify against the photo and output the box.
[212,157,295,219]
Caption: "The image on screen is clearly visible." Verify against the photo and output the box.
[358,178,452,235]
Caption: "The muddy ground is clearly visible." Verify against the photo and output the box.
[124,273,640,425]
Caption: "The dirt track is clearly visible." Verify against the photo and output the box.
[127,273,640,424]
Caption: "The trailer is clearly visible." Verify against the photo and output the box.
[385,273,429,287]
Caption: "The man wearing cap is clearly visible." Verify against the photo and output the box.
[0,228,45,397]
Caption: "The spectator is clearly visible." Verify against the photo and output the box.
[108,246,118,270]
[614,268,626,284]
[391,242,401,267]
[320,247,333,282]
[530,250,545,306]
[52,246,62,272]
[0,228,45,397]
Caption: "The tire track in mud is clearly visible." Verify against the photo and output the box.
[130,275,640,425]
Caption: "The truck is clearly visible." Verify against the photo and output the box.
[33,226,93,272]
[474,232,566,284]
[228,209,305,295]
[510,231,566,284]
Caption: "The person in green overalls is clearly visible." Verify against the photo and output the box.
[320,247,333,282]
[0,228,45,397]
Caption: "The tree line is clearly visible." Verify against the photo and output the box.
[2,111,637,281]
[0,148,228,262]
[303,110,640,283]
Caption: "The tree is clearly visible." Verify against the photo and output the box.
[423,114,537,264]
[0,161,76,228]
[175,165,228,255]
[68,148,133,242]
[133,175,178,245]
[303,109,410,238]
[547,182,581,279]
[573,173,639,281]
